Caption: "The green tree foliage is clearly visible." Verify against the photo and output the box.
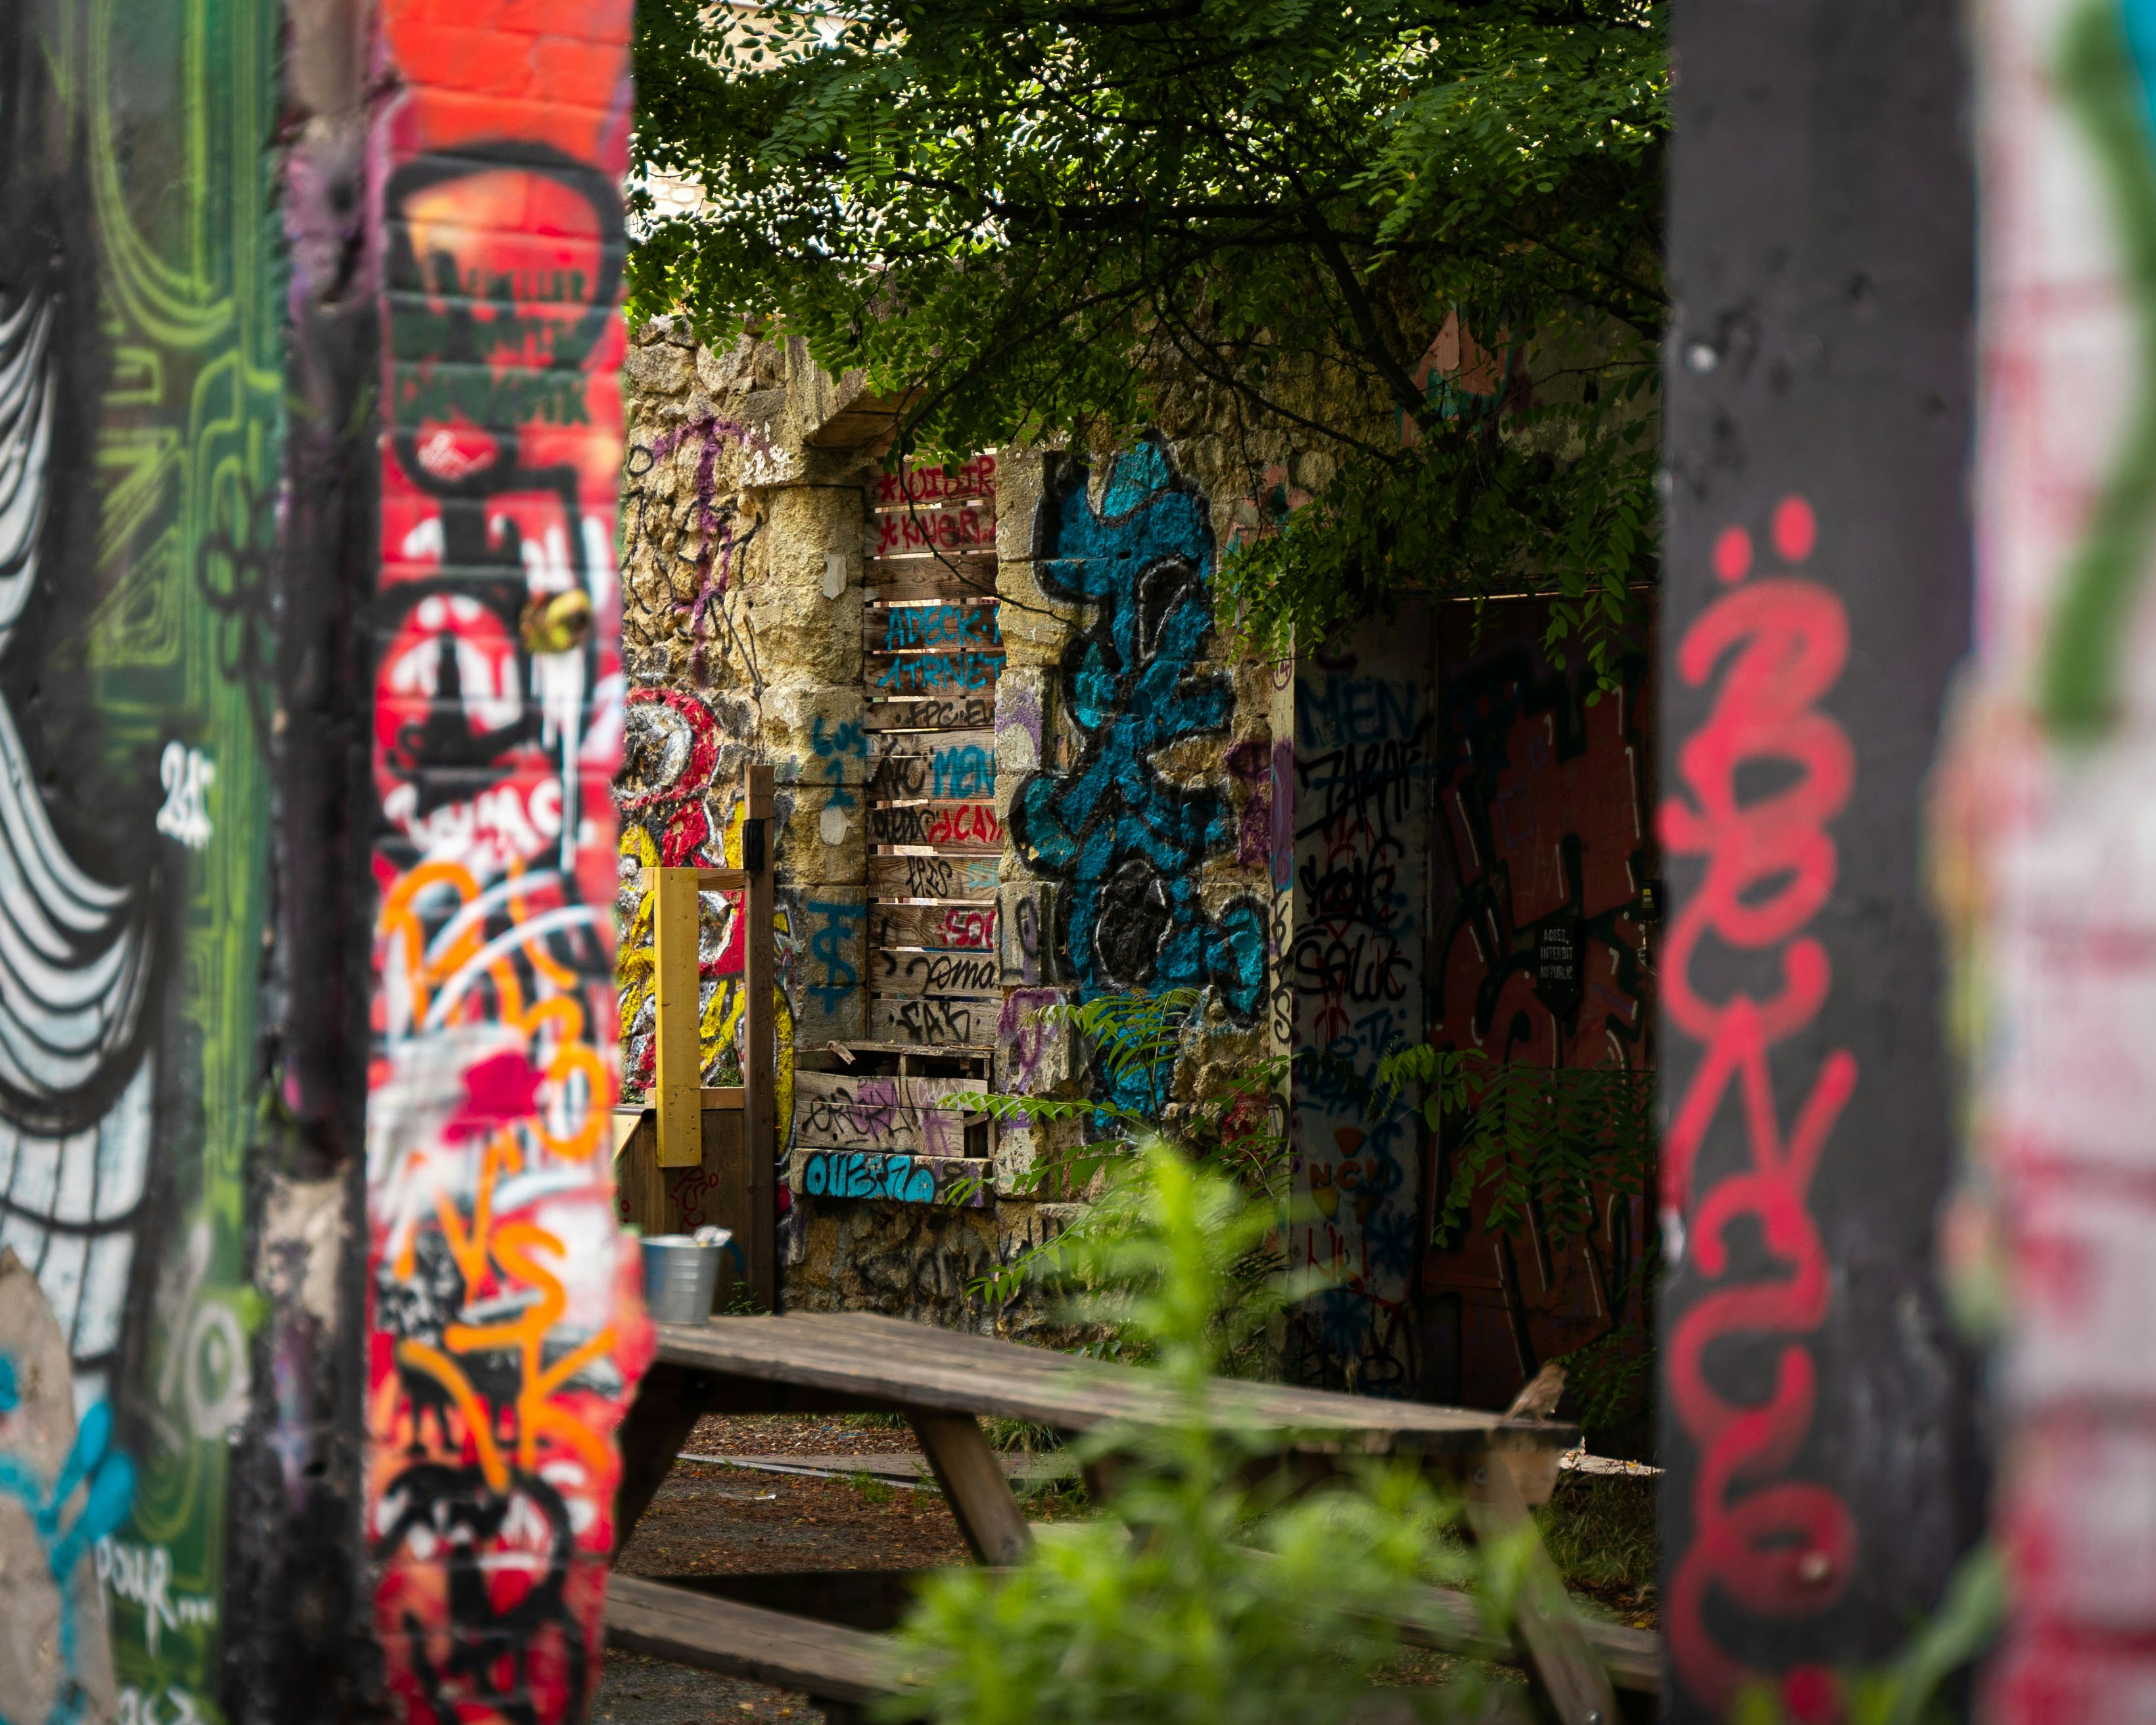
[631,0,1666,668]
[882,1145,1528,1725]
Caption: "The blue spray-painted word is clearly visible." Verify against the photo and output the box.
[880,603,1002,651]
[932,744,994,799]
[876,651,1005,694]
[799,1149,981,1205]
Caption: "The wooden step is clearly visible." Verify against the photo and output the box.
[603,1572,900,1706]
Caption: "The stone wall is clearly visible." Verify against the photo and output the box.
[616,324,1306,1333]
[612,313,1665,1411]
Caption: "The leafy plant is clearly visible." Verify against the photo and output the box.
[1378,1045,1652,1246]
[632,0,1666,680]
[956,989,1292,1371]
[881,1145,1522,1725]
[1378,1043,1655,1430]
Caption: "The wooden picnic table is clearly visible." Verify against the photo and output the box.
[605,1311,1653,1725]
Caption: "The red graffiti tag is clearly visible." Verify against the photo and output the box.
[1658,497,1860,1714]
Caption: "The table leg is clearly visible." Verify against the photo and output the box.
[1461,1449,1619,1725]
[614,1363,709,1556]
[907,1410,1033,1566]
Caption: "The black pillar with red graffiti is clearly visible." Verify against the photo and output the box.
[1658,1,1986,1714]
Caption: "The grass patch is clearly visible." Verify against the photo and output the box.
[1534,1471,1657,1617]
[847,1470,897,1505]
[983,1417,1064,1453]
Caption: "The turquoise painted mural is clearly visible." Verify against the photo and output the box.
[1,2,282,1718]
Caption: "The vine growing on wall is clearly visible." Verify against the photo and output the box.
[630,0,1666,674]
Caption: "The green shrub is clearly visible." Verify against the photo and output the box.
[881,1144,1522,1725]
[964,988,1293,1375]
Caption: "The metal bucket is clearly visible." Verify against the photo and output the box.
[642,1233,726,1324]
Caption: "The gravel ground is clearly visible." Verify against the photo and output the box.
[593,1414,1648,1724]
[596,1415,1058,1724]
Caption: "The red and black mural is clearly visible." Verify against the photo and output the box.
[1419,600,1655,1429]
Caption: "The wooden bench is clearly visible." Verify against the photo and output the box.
[606,1311,1653,1725]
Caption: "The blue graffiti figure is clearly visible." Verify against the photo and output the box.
[811,713,867,809]
[0,1358,135,1725]
[803,899,866,1014]
[1006,440,1265,1108]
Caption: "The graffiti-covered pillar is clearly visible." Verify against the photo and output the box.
[1658,0,1985,1714]
[1954,0,2156,1713]
[360,5,647,1724]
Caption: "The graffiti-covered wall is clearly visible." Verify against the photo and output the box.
[611,317,1294,1328]
[1420,603,1654,1421]
[1001,440,1271,1116]
[0,4,287,1718]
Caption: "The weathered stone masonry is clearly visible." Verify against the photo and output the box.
[615,323,1290,1331]
[615,322,1662,1421]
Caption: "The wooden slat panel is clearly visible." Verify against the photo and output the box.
[613,1108,668,1237]
[864,694,996,732]
[868,650,1004,697]
[869,853,998,899]
[864,604,1002,655]
[647,1311,1580,1452]
[868,506,993,559]
[874,727,996,759]
[868,993,1000,1047]
[872,949,1002,997]
[867,732,995,801]
[795,1148,992,1204]
[875,455,996,507]
[603,1574,897,1708]
[869,903,996,951]
[822,1039,993,1058]
[864,560,998,605]
[870,497,998,525]
[868,801,1004,850]
[797,1070,990,1107]
[867,594,1000,613]
[665,1108,751,1307]
[793,1070,988,1156]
